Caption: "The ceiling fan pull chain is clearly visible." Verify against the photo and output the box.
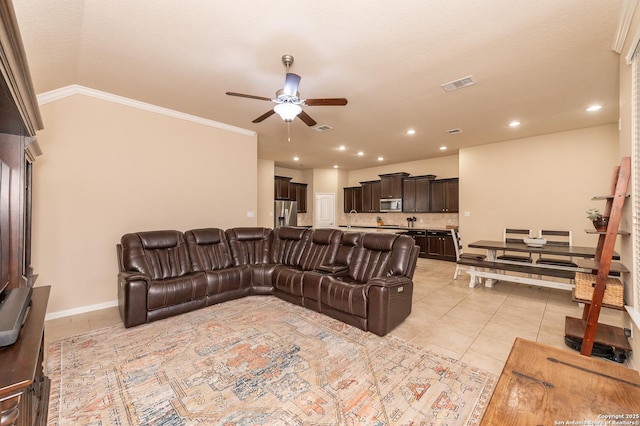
[287,121,291,142]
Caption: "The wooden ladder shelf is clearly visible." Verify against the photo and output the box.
[565,157,631,359]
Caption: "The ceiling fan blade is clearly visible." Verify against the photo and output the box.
[283,73,301,96]
[304,98,348,106]
[297,110,317,127]
[252,109,276,123]
[226,92,273,102]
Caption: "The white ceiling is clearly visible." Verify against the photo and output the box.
[12,0,623,170]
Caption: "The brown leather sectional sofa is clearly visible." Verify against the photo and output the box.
[117,226,419,336]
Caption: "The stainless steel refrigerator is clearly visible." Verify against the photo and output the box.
[274,200,297,228]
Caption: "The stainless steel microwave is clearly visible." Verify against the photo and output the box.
[380,198,402,212]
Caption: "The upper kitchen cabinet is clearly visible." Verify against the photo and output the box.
[360,180,381,213]
[290,182,308,213]
[344,186,363,213]
[379,172,409,199]
[403,175,435,213]
[430,178,459,213]
[274,176,292,200]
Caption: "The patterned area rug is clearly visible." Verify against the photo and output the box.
[47,296,496,425]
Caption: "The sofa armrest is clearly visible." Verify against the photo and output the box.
[118,271,151,328]
[315,264,349,274]
[367,275,412,289]
[366,276,413,336]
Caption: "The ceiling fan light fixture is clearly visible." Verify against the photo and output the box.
[274,102,302,122]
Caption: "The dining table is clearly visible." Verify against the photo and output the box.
[462,240,621,291]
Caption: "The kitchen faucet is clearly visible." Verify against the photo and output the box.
[347,209,357,229]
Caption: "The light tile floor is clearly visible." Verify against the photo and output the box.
[44,258,629,376]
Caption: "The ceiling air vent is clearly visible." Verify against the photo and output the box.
[446,128,463,134]
[441,75,476,92]
[314,124,333,132]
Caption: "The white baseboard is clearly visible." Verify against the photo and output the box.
[46,300,119,321]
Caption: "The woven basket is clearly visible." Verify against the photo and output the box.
[575,273,624,307]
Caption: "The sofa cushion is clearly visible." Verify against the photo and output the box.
[347,233,398,283]
[147,273,207,310]
[225,227,272,265]
[121,230,192,280]
[185,228,234,271]
[299,228,341,271]
[270,227,311,267]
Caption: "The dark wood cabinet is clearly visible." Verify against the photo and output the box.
[344,186,363,213]
[360,180,381,213]
[406,230,427,257]
[290,183,307,213]
[0,7,48,425]
[274,176,292,200]
[426,231,456,261]
[430,178,459,212]
[379,172,409,199]
[403,175,434,212]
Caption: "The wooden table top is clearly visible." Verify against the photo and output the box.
[480,338,640,425]
[469,239,620,259]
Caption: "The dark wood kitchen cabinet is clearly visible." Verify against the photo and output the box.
[360,180,381,213]
[430,178,459,212]
[344,186,363,213]
[426,231,456,261]
[379,172,409,199]
[403,175,435,213]
[274,176,292,200]
[289,182,307,213]
[405,230,427,257]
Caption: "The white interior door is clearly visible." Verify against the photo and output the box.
[315,192,335,228]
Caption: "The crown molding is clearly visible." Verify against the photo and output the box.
[37,84,256,137]
[613,0,639,54]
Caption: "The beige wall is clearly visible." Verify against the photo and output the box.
[34,93,258,314]
[347,156,459,186]
[459,124,619,250]
[258,159,275,228]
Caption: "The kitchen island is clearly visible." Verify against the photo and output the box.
[338,225,456,261]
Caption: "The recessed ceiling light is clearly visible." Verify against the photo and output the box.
[293,156,299,161]
[377,156,384,161]
[508,120,521,127]
[406,129,416,135]
[338,145,346,151]
[440,146,447,151]
[333,165,339,168]
[587,104,602,112]
[357,151,364,156]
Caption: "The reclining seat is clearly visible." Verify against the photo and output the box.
[117,230,207,328]
[225,227,273,294]
[303,231,362,312]
[319,233,418,336]
[185,228,250,306]
[273,228,341,307]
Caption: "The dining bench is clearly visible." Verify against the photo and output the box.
[456,257,576,291]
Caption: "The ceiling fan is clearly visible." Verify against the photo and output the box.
[226,54,348,127]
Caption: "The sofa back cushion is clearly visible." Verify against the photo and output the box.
[347,233,397,283]
[120,230,191,279]
[185,228,234,271]
[335,232,362,266]
[225,227,272,265]
[270,227,311,266]
[388,234,418,277]
[299,228,342,271]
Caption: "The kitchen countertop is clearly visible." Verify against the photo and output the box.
[338,225,456,233]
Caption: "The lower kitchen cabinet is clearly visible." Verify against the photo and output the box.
[426,231,456,261]
[405,230,427,257]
